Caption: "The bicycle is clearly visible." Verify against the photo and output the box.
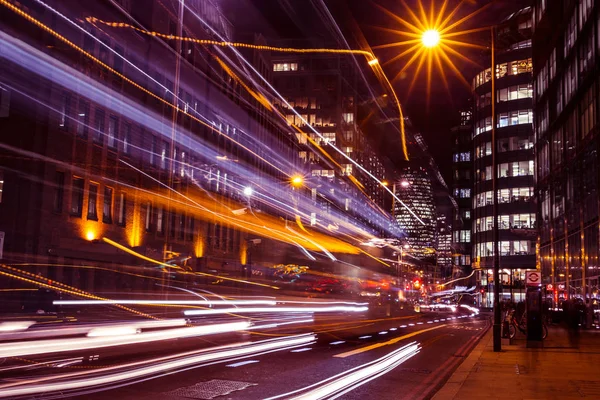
[507,310,548,339]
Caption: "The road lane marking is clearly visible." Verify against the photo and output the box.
[334,325,447,358]
[290,348,312,353]
[226,360,259,367]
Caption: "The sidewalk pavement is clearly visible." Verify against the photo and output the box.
[432,324,600,400]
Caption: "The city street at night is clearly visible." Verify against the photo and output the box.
[86,313,487,400]
[2,0,600,398]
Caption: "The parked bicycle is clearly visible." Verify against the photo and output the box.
[507,310,548,339]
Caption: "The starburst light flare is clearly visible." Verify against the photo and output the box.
[374,0,492,104]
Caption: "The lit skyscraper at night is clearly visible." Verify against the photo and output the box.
[393,165,436,260]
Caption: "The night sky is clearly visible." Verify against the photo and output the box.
[232,0,531,183]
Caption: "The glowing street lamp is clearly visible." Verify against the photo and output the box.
[291,175,304,187]
[243,187,253,197]
[400,180,410,188]
[421,29,440,48]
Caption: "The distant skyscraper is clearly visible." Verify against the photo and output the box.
[436,212,453,276]
[393,165,436,259]
[451,108,473,278]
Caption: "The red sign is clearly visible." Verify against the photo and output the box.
[526,270,541,287]
[546,284,553,291]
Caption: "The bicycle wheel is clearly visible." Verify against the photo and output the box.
[509,324,516,339]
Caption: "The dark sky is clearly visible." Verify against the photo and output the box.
[232,0,531,182]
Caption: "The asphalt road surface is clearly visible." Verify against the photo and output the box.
[78,312,489,400]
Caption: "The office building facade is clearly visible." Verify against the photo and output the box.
[472,7,536,304]
[533,0,599,304]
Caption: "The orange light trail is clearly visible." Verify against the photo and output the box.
[84,16,409,161]
[0,265,159,320]
[101,238,281,290]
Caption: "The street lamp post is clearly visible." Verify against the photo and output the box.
[415,26,502,351]
[490,26,502,353]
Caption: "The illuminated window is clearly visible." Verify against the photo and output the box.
[295,133,308,144]
[564,12,577,57]
[322,132,336,144]
[342,113,354,124]
[273,62,298,72]
[108,116,118,149]
[180,151,186,178]
[70,177,84,217]
[59,92,70,129]
[87,183,98,221]
[123,123,131,154]
[161,141,168,170]
[454,188,471,198]
[453,230,470,243]
[117,192,126,226]
[103,187,113,223]
[76,100,89,138]
[156,205,163,234]
[312,169,334,178]
[145,202,152,232]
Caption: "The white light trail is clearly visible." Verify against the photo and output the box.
[249,318,314,330]
[0,322,250,358]
[183,306,368,316]
[266,342,420,399]
[87,326,139,337]
[0,334,316,398]
[0,319,187,342]
[0,321,35,332]
[54,299,276,306]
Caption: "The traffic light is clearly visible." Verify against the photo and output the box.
[413,279,421,289]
